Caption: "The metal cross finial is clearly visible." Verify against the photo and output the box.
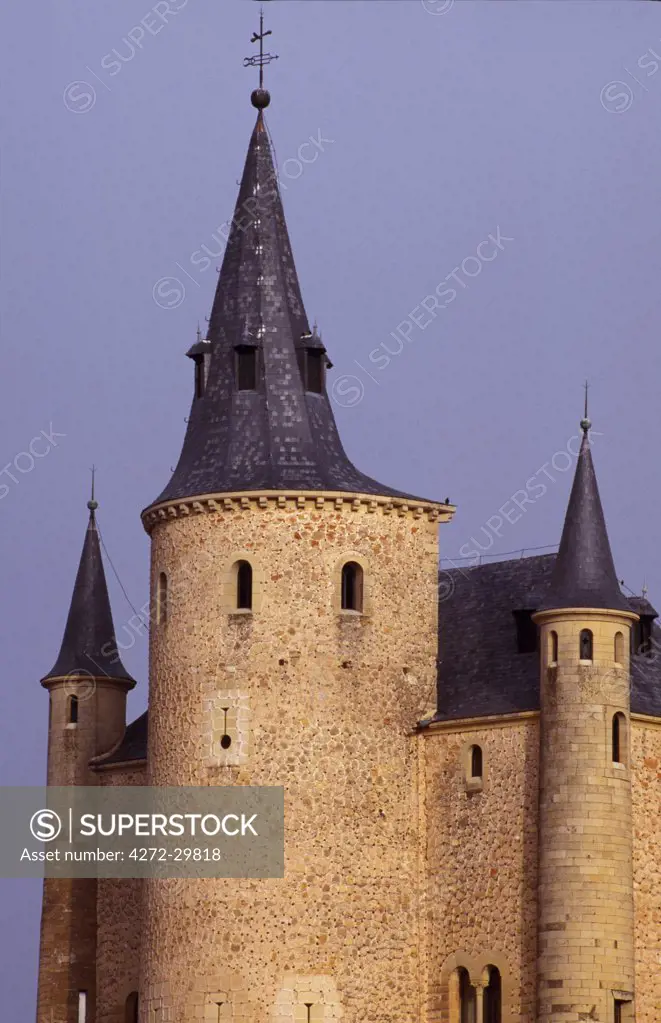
[244,6,279,89]
[581,379,592,434]
[88,465,99,512]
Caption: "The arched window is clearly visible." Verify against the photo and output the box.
[579,628,593,661]
[236,346,257,391]
[69,695,79,725]
[236,560,253,610]
[157,572,168,625]
[549,630,558,664]
[458,967,477,1023]
[614,631,624,664]
[612,712,627,765]
[125,992,139,1023]
[483,965,502,1023]
[470,745,483,780]
[341,561,363,612]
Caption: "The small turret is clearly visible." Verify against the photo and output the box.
[534,408,637,1022]
[36,483,136,1023]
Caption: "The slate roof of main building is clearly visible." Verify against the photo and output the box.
[434,554,661,722]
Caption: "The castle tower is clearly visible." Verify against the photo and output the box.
[138,76,453,1021]
[533,415,637,1023]
[37,494,135,1023]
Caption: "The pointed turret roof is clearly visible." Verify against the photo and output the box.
[541,417,628,612]
[42,499,135,686]
[149,96,428,509]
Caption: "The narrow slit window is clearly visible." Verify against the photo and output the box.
[549,630,558,663]
[157,572,168,625]
[236,560,253,610]
[470,745,483,780]
[612,712,627,765]
[125,992,139,1023]
[78,992,87,1023]
[236,347,257,391]
[69,695,79,725]
[580,628,593,661]
[341,561,363,612]
[614,631,624,664]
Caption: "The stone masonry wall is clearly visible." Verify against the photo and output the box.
[423,718,539,1023]
[141,497,443,1023]
[96,763,146,1023]
[631,719,661,1023]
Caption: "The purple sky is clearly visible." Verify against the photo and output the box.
[2,0,661,1015]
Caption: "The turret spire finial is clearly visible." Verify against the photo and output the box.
[244,5,278,109]
[88,465,98,513]
[580,380,591,434]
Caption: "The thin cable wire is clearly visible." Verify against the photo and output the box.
[441,542,559,566]
[96,519,143,620]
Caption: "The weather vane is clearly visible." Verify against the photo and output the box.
[244,6,279,93]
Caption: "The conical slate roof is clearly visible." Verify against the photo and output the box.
[541,424,628,612]
[149,105,429,508]
[42,506,135,685]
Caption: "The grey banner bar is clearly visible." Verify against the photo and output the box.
[0,787,284,878]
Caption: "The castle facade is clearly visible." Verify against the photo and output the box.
[36,81,661,1023]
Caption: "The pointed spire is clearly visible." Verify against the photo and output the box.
[542,408,628,612]
[42,491,135,685]
[150,98,426,507]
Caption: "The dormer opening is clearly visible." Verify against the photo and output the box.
[513,609,537,653]
[633,614,654,657]
[186,330,211,400]
[236,346,258,391]
[194,358,205,399]
[306,350,325,393]
[297,347,327,394]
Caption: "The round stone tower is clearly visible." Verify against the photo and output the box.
[533,419,637,1023]
[37,497,135,1023]
[138,87,453,1022]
